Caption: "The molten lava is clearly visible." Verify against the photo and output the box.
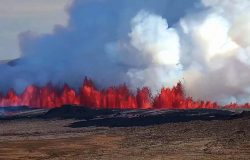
[0,78,249,109]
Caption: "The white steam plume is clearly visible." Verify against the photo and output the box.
[106,11,182,93]
[179,0,250,104]
[109,0,250,104]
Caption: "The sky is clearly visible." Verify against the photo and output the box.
[0,0,249,104]
[0,0,72,60]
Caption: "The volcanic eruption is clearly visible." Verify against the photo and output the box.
[0,0,250,109]
[0,78,249,109]
[1,1,250,160]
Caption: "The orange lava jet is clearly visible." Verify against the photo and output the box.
[0,78,249,109]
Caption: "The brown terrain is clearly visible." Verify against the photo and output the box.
[0,108,249,160]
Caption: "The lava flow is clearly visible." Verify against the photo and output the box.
[0,78,249,109]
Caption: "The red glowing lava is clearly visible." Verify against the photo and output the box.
[0,78,249,109]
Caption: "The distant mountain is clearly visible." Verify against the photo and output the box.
[0,60,10,64]
[6,58,21,66]
[0,58,20,65]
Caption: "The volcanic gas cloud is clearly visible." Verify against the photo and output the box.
[0,78,249,109]
[0,0,250,107]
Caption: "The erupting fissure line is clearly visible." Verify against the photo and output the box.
[0,78,249,109]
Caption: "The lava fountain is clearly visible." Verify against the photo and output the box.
[0,78,249,109]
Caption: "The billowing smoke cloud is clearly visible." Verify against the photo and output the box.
[179,0,250,104]
[0,0,199,93]
[0,0,249,104]
[106,10,182,93]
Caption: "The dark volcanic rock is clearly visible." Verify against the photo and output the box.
[42,105,246,127]
[44,105,117,120]
[1,105,249,128]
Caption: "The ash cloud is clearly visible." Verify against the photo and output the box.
[1,0,250,105]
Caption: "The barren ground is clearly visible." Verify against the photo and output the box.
[0,110,249,160]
